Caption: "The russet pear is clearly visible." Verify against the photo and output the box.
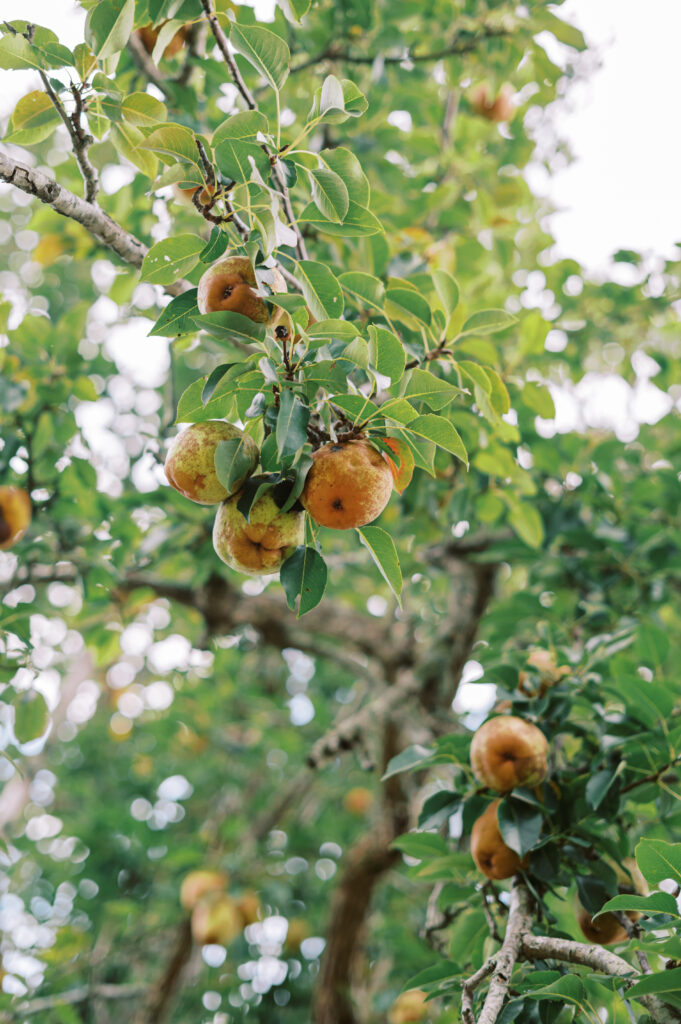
[165,420,259,505]
[213,492,304,575]
[470,800,527,880]
[197,254,286,326]
[191,893,242,946]
[180,869,227,912]
[301,440,393,530]
[388,989,429,1023]
[470,716,549,793]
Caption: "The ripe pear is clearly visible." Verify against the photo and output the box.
[164,420,259,505]
[470,83,514,122]
[577,905,639,946]
[137,22,187,58]
[470,716,549,793]
[470,800,527,880]
[285,917,309,952]
[197,254,286,325]
[236,890,261,926]
[180,869,227,912]
[388,989,429,1023]
[191,893,242,946]
[301,439,393,530]
[0,486,31,550]
[343,787,374,816]
[213,492,304,575]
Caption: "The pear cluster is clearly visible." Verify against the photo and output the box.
[165,420,303,575]
[469,715,549,880]
[180,870,260,946]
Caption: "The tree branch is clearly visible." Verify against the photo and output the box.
[10,983,144,1018]
[290,25,510,73]
[0,151,185,296]
[463,880,532,1024]
[36,70,99,203]
[521,934,681,1024]
[199,0,308,259]
[132,919,193,1024]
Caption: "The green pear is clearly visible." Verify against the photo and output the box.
[165,421,259,505]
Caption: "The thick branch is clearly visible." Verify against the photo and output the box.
[133,919,193,1024]
[522,934,681,1024]
[0,151,185,296]
[465,880,532,1024]
[11,983,144,1017]
[307,668,419,769]
[313,721,410,1024]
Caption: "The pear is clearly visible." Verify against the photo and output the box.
[164,420,259,505]
[180,869,227,912]
[470,800,527,880]
[302,440,393,530]
[191,893,242,946]
[470,716,549,793]
[213,492,304,575]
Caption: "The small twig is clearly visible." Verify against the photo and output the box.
[127,31,172,97]
[25,23,99,202]
[621,756,681,793]
[199,0,308,259]
[481,882,503,944]
[462,958,497,1024]
[290,25,510,73]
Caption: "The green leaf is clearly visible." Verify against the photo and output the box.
[149,289,199,337]
[85,0,134,59]
[110,123,158,179]
[0,28,73,70]
[140,123,200,167]
[357,526,402,601]
[342,338,370,369]
[585,767,620,810]
[295,261,344,321]
[383,744,435,780]
[458,309,517,338]
[432,270,460,316]
[278,0,312,24]
[310,77,367,123]
[596,892,680,919]
[298,201,383,237]
[306,319,361,344]
[310,168,350,223]
[192,311,265,347]
[199,228,228,264]
[13,690,50,744]
[391,833,449,860]
[4,91,61,145]
[321,147,370,206]
[405,415,467,464]
[385,287,431,326]
[497,796,543,857]
[626,967,681,999]
[212,110,269,147]
[529,975,586,1008]
[214,437,258,494]
[404,369,462,412]
[636,838,681,887]
[339,272,385,310]
[230,22,290,92]
[214,138,270,184]
[523,382,555,419]
[121,91,167,128]
[280,546,328,616]
[368,326,406,384]
[418,791,462,830]
[276,391,310,458]
[507,501,545,549]
[140,235,204,284]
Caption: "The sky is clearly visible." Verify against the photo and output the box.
[1,0,680,273]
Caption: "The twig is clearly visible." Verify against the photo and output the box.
[132,919,193,1024]
[17,22,99,202]
[621,755,681,793]
[290,25,510,73]
[10,983,144,1017]
[199,0,308,259]
[127,31,172,97]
